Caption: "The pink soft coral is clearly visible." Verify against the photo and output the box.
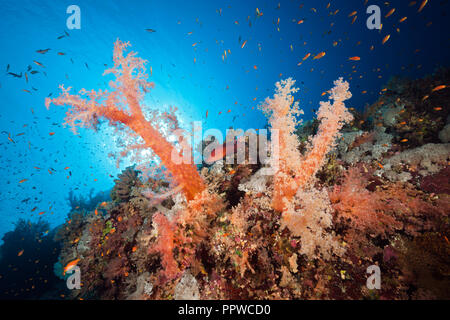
[261,77,353,212]
[45,39,205,201]
[329,167,402,239]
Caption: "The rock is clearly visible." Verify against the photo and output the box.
[438,124,450,143]
[174,271,200,300]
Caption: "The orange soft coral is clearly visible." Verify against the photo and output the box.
[261,77,353,212]
[45,39,205,201]
[329,167,402,239]
[150,212,179,283]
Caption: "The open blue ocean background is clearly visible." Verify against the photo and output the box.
[0,0,449,242]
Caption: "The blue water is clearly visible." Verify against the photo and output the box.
[0,0,449,241]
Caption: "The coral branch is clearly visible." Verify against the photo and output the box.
[150,212,179,282]
[262,77,353,211]
[45,39,205,201]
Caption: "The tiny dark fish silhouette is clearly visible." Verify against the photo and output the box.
[145,28,156,32]
[30,70,39,74]
[8,72,22,78]
[6,64,10,72]
[57,34,65,39]
[36,48,50,54]
[64,30,69,37]
[85,62,89,69]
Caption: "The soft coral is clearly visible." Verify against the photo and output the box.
[261,78,353,212]
[45,39,205,201]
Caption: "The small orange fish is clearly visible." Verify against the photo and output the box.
[297,19,304,24]
[385,8,395,18]
[418,0,428,12]
[434,107,442,111]
[38,211,45,215]
[302,53,311,60]
[132,246,137,252]
[348,11,357,17]
[205,110,208,119]
[241,40,247,48]
[64,259,80,275]
[19,179,28,184]
[382,34,391,45]
[49,132,55,136]
[399,17,407,23]
[33,60,45,68]
[431,85,446,92]
[18,250,24,256]
[313,51,326,59]
[377,162,384,169]
[57,52,65,55]
[349,56,361,61]
[400,139,408,143]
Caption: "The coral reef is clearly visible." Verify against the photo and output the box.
[50,43,449,300]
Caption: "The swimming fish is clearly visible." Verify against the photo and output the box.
[418,0,428,12]
[204,138,241,163]
[313,52,326,59]
[431,85,446,92]
[385,8,395,18]
[36,48,50,54]
[33,60,45,68]
[64,259,81,275]
[7,72,22,78]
